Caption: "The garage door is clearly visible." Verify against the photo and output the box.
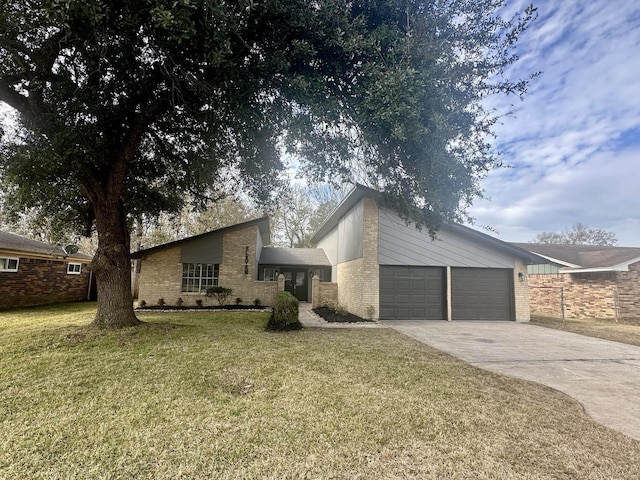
[451,268,514,321]
[379,266,445,320]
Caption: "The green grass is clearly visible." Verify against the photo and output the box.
[1,303,639,479]
[531,315,640,347]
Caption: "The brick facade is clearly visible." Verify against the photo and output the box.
[514,258,530,322]
[336,197,380,319]
[137,225,279,307]
[528,262,640,320]
[311,275,338,308]
[0,256,91,309]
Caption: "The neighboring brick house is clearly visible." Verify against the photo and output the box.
[512,243,640,321]
[133,186,542,320]
[0,230,93,310]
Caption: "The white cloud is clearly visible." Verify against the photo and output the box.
[470,0,640,246]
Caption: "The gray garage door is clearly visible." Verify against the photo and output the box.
[451,268,514,321]
[379,266,445,320]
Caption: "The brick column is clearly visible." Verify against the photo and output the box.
[446,266,452,321]
[311,274,320,307]
[277,274,285,292]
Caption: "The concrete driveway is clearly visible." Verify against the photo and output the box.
[383,320,640,441]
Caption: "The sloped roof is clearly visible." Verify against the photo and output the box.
[131,216,270,258]
[511,243,640,269]
[0,230,92,260]
[311,184,545,264]
[259,247,331,266]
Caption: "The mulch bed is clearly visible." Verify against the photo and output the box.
[135,305,271,311]
[312,307,373,323]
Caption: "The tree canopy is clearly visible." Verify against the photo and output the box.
[533,223,618,246]
[0,0,537,327]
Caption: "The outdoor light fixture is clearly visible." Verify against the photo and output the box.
[518,272,525,281]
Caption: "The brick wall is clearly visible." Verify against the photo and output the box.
[514,258,530,322]
[336,197,380,319]
[528,262,640,320]
[137,226,278,307]
[0,256,91,309]
[137,245,182,306]
[313,282,338,307]
[617,263,640,319]
[219,226,279,306]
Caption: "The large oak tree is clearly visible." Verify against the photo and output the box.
[0,0,536,327]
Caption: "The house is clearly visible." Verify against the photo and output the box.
[133,185,542,321]
[0,230,93,310]
[511,243,640,320]
[310,185,542,321]
[132,217,331,307]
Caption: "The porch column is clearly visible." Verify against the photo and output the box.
[311,275,320,308]
[446,266,452,321]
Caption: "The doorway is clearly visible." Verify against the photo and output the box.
[282,269,308,302]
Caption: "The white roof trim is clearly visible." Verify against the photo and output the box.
[560,255,640,273]
[560,266,617,273]
[530,252,581,268]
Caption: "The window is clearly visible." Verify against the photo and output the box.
[182,263,219,293]
[67,263,82,274]
[311,268,325,281]
[263,267,276,281]
[0,257,19,272]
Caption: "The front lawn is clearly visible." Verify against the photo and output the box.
[531,315,640,347]
[1,303,639,479]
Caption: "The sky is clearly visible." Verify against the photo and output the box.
[468,0,640,246]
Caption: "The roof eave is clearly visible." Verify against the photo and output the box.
[131,216,270,258]
[560,255,640,273]
[526,252,581,268]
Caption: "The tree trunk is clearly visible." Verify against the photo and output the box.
[89,193,141,329]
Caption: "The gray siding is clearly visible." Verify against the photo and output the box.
[255,228,264,279]
[317,226,338,282]
[337,200,363,263]
[378,208,514,268]
[180,233,223,264]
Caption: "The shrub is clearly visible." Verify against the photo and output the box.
[235,297,243,305]
[157,298,165,306]
[267,291,302,331]
[253,298,262,307]
[206,286,233,306]
[176,297,184,307]
[138,300,146,308]
[195,299,203,308]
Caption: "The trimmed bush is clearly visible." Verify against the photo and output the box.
[206,286,233,306]
[267,291,302,331]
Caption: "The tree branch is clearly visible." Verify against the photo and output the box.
[0,79,30,113]
[106,97,172,200]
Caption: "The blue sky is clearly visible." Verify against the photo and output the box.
[469,0,640,246]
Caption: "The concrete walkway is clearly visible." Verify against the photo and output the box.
[298,303,384,328]
[383,320,640,441]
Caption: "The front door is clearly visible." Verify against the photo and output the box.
[282,269,308,302]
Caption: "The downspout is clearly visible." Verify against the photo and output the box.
[87,269,93,300]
